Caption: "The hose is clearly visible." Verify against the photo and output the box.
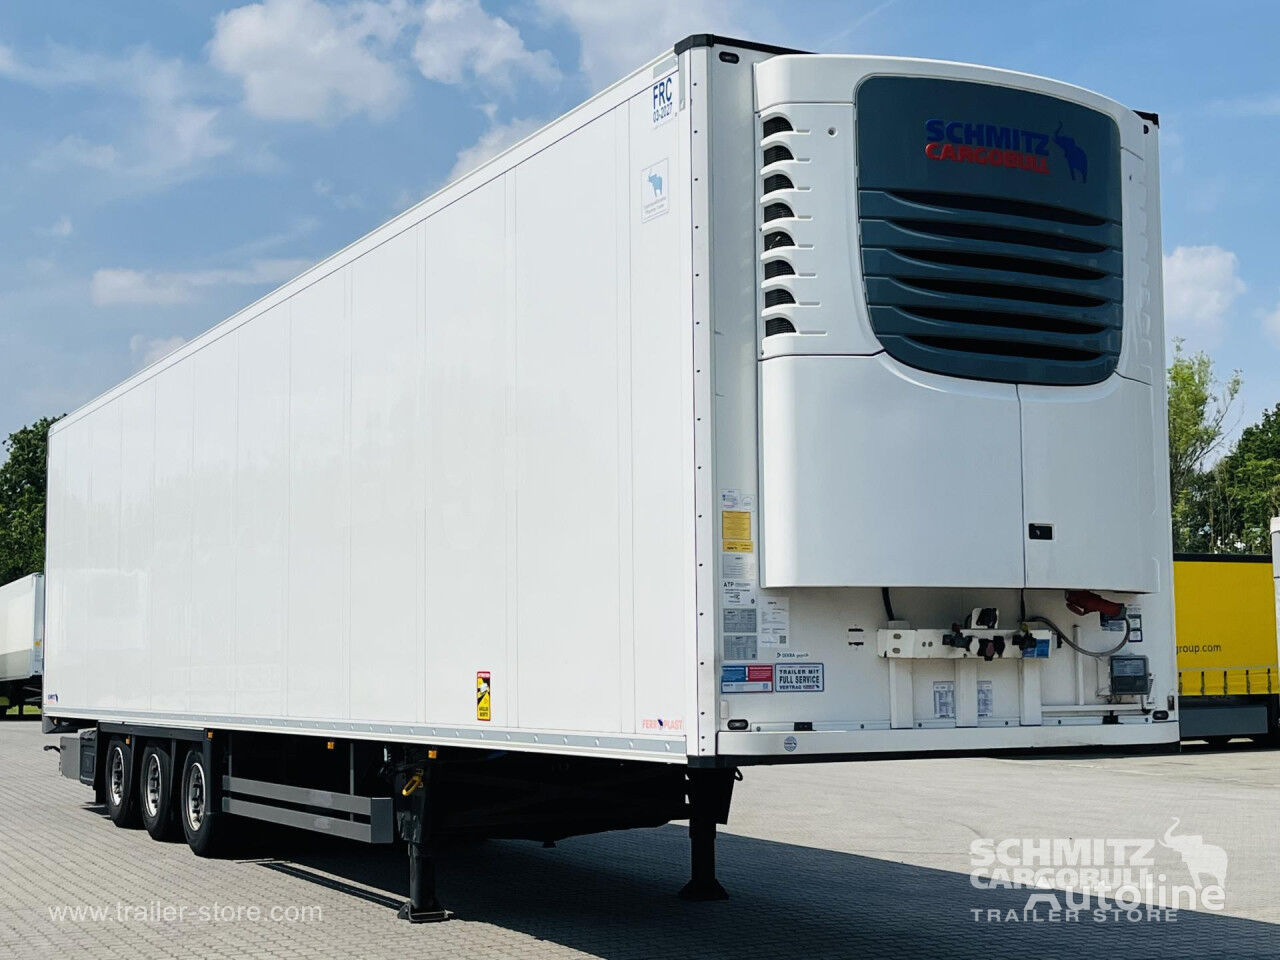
[1024,613,1130,659]
[881,587,896,623]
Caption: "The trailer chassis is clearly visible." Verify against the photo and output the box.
[50,720,737,920]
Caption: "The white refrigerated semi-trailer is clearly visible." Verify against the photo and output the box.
[0,574,43,715]
[46,35,1176,918]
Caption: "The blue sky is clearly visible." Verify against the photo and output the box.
[2,0,1277,442]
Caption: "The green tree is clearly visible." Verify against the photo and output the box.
[1166,340,1241,552]
[0,416,62,583]
[1208,405,1280,552]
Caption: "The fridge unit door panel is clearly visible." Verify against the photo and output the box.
[1021,375,1157,591]
[759,354,1025,588]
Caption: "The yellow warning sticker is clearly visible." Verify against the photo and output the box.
[476,671,491,722]
[722,509,753,552]
[722,510,751,542]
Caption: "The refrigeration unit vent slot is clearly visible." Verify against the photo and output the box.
[763,145,793,166]
[763,174,794,194]
[859,188,1123,386]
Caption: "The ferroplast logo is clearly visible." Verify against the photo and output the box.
[924,118,1087,181]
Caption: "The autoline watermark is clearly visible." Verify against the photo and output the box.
[48,901,324,924]
[969,819,1228,923]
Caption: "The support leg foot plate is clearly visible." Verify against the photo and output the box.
[677,879,729,902]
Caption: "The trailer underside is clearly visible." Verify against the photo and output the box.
[49,719,736,921]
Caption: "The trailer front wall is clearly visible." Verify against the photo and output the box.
[44,61,697,761]
[0,574,42,683]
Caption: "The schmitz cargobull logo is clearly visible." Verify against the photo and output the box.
[924,118,1087,180]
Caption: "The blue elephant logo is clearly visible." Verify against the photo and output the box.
[1053,122,1087,183]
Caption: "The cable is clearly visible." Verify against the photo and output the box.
[881,587,896,623]
[1024,613,1129,659]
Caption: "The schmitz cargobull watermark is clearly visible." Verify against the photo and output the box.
[968,818,1228,923]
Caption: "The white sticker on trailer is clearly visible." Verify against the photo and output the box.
[641,159,669,222]
[775,662,823,692]
[723,607,757,635]
[978,680,994,718]
[759,597,789,647]
[721,552,756,581]
[722,579,756,607]
[933,680,956,719]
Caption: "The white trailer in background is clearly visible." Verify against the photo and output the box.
[0,574,44,717]
[45,35,1175,920]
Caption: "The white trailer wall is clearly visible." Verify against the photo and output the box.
[45,56,698,762]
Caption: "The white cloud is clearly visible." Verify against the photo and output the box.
[92,258,312,306]
[535,0,742,87]
[314,177,364,209]
[450,115,542,179]
[1264,301,1280,348]
[1210,92,1280,117]
[5,44,231,183]
[93,270,190,306]
[39,215,73,238]
[414,0,559,89]
[210,0,410,122]
[1162,245,1246,347]
[32,135,118,171]
[129,334,188,370]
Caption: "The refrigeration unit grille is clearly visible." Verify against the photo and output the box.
[859,188,1123,385]
[760,113,799,338]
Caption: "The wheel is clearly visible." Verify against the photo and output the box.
[104,737,140,827]
[139,743,179,840]
[179,748,224,856]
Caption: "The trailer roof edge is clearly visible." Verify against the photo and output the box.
[674,34,807,58]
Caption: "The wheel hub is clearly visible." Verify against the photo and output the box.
[186,762,206,832]
[108,747,125,807]
[144,755,161,819]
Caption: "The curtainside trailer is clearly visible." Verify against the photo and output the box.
[45,35,1176,919]
[1174,545,1280,744]
[0,574,43,717]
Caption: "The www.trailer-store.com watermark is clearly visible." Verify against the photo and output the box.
[968,819,1228,923]
[48,901,325,924]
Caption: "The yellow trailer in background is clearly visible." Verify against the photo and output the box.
[1174,528,1280,742]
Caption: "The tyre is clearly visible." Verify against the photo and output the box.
[139,743,179,841]
[179,748,224,856]
[104,737,140,827]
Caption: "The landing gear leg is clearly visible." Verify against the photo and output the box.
[396,761,452,923]
[678,767,736,901]
[398,840,451,923]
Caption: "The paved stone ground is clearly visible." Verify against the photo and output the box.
[1,719,1277,959]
